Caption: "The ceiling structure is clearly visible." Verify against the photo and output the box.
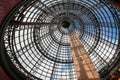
[0,0,120,80]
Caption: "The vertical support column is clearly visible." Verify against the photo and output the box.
[69,32,101,80]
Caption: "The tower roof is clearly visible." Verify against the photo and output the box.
[0,0,120,80]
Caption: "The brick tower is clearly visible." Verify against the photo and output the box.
[70,32,101,80]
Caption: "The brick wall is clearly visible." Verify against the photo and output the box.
[0,0,21,25]
[0,0,21,80]
[70,32,101,80]
[0,67,11,80]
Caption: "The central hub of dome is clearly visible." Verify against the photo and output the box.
[62,20,70,28]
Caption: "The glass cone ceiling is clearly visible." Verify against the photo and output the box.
[0,0,120,80]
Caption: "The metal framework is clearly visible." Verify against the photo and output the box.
[0,0,120,80]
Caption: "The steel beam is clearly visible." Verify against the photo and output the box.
[12,22,62,26]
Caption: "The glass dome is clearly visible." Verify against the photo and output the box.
[0,0,120,80]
